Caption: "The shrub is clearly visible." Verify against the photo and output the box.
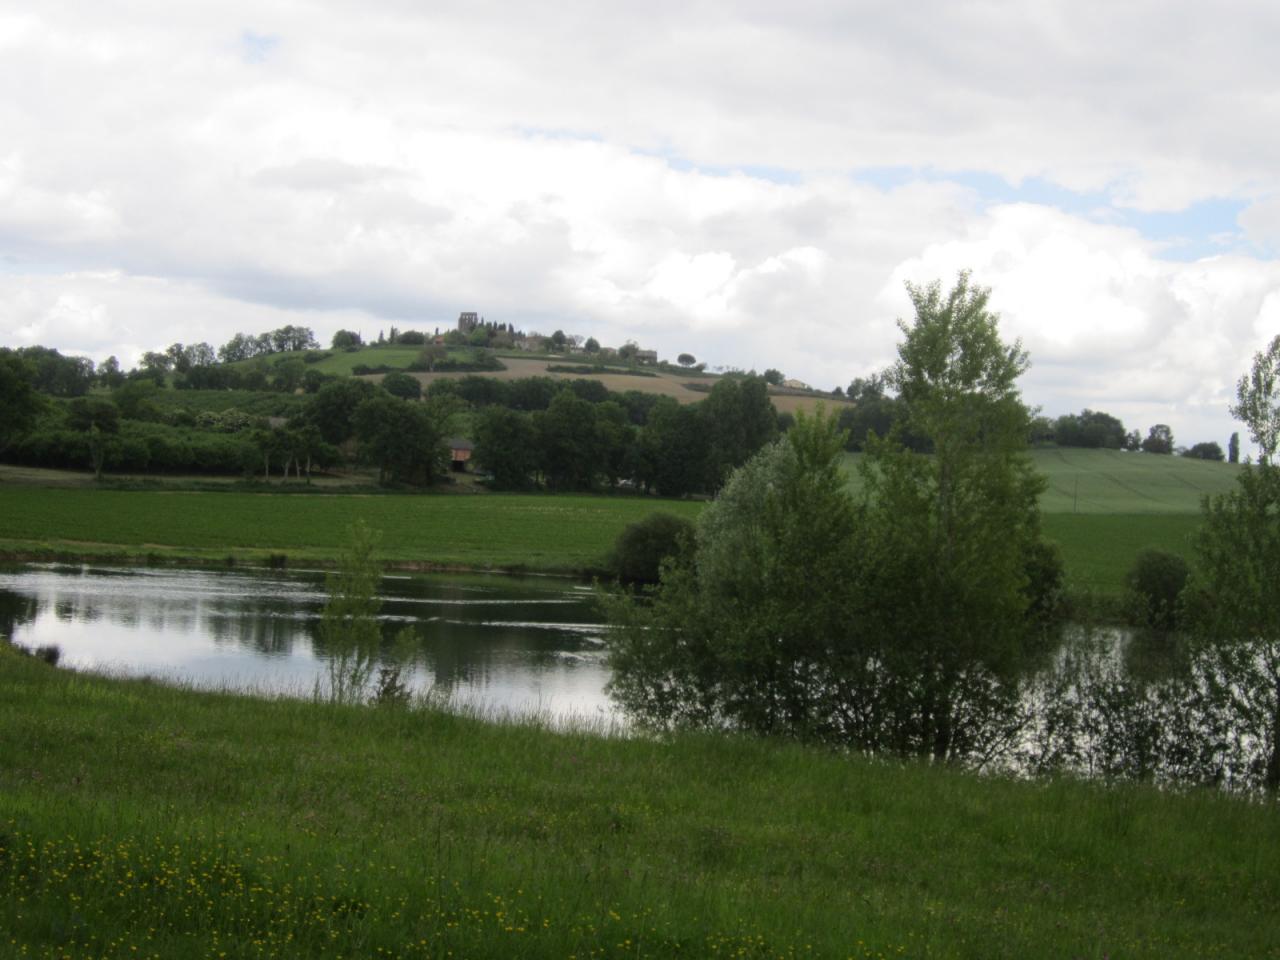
[381,371,422,401]
[1125,548,1190,631]
[608,512,694,584]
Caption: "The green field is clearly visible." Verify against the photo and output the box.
[1032,447,1242,513]
[843,447,1241,515]
[3,650,1276,959]
[0,447,1243,592]
[0,487,702,572]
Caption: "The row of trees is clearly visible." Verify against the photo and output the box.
[470,376,777,495]
[216,326,319,363]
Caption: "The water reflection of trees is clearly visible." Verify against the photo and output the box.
[0,590,38,642]
[5,566,606,709]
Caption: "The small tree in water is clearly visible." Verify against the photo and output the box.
[317,520,384,703]
[608,274,1062,764]
[1186,337,1280,790]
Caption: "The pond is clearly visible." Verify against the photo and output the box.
[0,563,617,724]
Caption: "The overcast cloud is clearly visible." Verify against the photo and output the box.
[3,0,1279,449]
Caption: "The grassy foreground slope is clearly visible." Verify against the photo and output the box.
[3,650,1277,959]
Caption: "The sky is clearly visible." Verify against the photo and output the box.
[3,0,1280,451]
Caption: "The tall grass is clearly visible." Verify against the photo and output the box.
[3,650,1278,958]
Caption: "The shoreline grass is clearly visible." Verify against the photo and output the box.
[2,649,1278,958]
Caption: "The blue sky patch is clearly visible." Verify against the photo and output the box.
[240,31,280,64]
[852,166,1247,261]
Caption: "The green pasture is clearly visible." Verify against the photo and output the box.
[1031,447,1241,513]
[0,486,1215,593]
[843,447,1241,515]
[1042,513,1202,594]
[304,345,423,375]
[0,447,1243,590]
[3,650,1277,959]
[0,487,702,572]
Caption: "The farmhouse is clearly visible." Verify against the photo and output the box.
[448,438,474,472]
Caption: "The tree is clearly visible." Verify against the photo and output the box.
[847,374,886,403]
[1125,548,1189,631]
[857,272,1051,760]
[1055,409,1126,449]
[415,343,448,371]
[272,357,306,393]
[610,274,1059,763]
[306,378,379,445]
[1142,424,1174,455]
[271,325,319,353]
[68,397,121,479]
[1231,334,1280,463]
[1182,441,1224,461]
[1229,431,1240,464]
[18,347,94,397]
[353,394,448,485]
[677,353,696,367]
[534,390,601,491]
[762,368,784,386]
[1189,465,1280,791]
[608,512,694,585]
[316,520,384,703]
[1187,336,1280,791]
[639,397,703,496]
[111,379,161,421]
[549,329,567,351]
[332,329,362,349]
[473,406,538,489]
[608,409,861,735]
[139,351,172,384]
[98,355,125,389]
[699,375,778,490]
[381,371,422,401]
[218,333,258,363]
[0,349,41,452]
[584,337,601,354]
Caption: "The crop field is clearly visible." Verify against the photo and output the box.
[1032,447,1241,513]
[3,650,1277,959]
[843,447,1240,515]
[0,487,703,571]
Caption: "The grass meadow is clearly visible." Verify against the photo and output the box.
[3,648,1278,959]
[0,486,703,572]
[0,446,1242,592]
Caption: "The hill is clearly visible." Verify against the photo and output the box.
[273,343,851,415]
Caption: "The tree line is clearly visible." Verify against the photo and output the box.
[1,345,781,494]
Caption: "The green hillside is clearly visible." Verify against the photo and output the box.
[844,447,1241,515]
[1032,447,1241,514]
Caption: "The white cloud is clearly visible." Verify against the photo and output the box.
[2,0,1280,452]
